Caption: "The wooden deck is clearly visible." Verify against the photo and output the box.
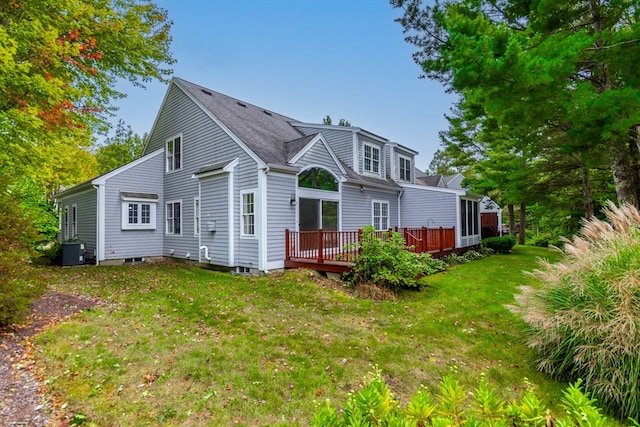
[284,227,456,273]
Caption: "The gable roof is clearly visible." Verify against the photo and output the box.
[174,78,303,166]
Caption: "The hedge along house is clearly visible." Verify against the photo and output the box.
[56,77,486,272]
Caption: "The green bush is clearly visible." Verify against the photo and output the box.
[481,236,516,254]
[311,368,612,426]
[0,175,47,326]
[510,202,640,420]
[345,225,446,290]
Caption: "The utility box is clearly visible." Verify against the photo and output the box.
[61,242,85,266]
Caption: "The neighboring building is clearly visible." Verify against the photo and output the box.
[56,77,489,272]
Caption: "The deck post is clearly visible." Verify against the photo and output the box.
[285,229,290,261]
[317,229,323,264]
[439,227,444,252]
[421,226,427,253]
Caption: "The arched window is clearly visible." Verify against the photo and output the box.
[298,168,338,192]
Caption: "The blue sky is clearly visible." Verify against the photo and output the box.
[111,0,455,171]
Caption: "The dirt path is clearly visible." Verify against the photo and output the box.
[0,292,99,426]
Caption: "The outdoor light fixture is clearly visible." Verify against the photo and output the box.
[289,192,296,206]
[360,185,365,192]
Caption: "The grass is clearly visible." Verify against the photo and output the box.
[36,245,568,426]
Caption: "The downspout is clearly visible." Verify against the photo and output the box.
[397,188,404,228]
[198,180,204,262]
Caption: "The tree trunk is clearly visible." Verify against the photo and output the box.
[608,139,640,208]
[581,163,595,219]
[518,202,526,245]
[508,204,515,237]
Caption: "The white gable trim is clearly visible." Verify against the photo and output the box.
[400,183,466,196]
[288,133,347,176]
[172,79,266,169]
[92,148,164,186]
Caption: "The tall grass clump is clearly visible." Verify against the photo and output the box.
[510,201,640,421]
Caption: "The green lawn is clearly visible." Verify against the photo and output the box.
[37,245,567,426]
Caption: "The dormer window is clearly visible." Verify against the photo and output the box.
[363,143,380,174]
[399,156,411,182]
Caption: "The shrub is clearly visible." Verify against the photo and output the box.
[311,369,611,426]
[510,202,640,420]
[481,236,516,254]
[0,175,47,326]
[345,225,446,291]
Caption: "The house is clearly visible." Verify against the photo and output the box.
[56,77,487,273]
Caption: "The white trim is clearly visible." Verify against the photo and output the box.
[165,199,183,235]
[258,169,268,272]
[194,197,200,237]
[165,133,183,173]
[172,79,267,168]
[121,201,156,230]
[398,154,412,182]
[400,183,466,195]
[191,157,240,180]
[362,141,382,177]
[288,134,347,176]
[371,199,390,231]
[95,185,105,264]
[297,187,341,202]
[198,182,203,262]
[228,171,235,266]
[240,190,257,239]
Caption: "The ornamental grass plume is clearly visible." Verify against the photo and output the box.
[509,201,640,420]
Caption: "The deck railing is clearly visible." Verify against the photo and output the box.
[285,226,456,266]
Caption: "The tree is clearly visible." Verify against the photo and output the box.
[322,115,351,127]
[0,0,174,187]
[391,0,640,208]
[94,119,146,174]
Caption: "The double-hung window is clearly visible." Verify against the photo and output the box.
[166,201,182,235]
[166,135,182,172]
[62,205,77,240]
[241,191,255,237]
[372,201,389,231]
[121,193,157,230]
[363,143,380,174]
[399,156,411,182]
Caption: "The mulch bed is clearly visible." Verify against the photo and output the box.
[0,292,99,427]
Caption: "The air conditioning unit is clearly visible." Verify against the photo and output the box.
[61,242,86,266]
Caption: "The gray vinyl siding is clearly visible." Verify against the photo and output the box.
[103,153,164,260]
[199,176,229,265]
[233,158,259,268]
[296,126,354,168]
[144,83,260,266]
[59,189,97,259]
[293,140,343,178]
[341,185,399,231]
[400,187,457,229]
[266,173,296,264]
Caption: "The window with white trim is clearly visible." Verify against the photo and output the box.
[166,201,182,235]
[62,205,77,240]
[399,156,411,182]
[166,135,182,172]
[241,191,255,237]
[372,201,389,231]
[121,193,157,230]
[363,143,380,174]
[194,197,200,236]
